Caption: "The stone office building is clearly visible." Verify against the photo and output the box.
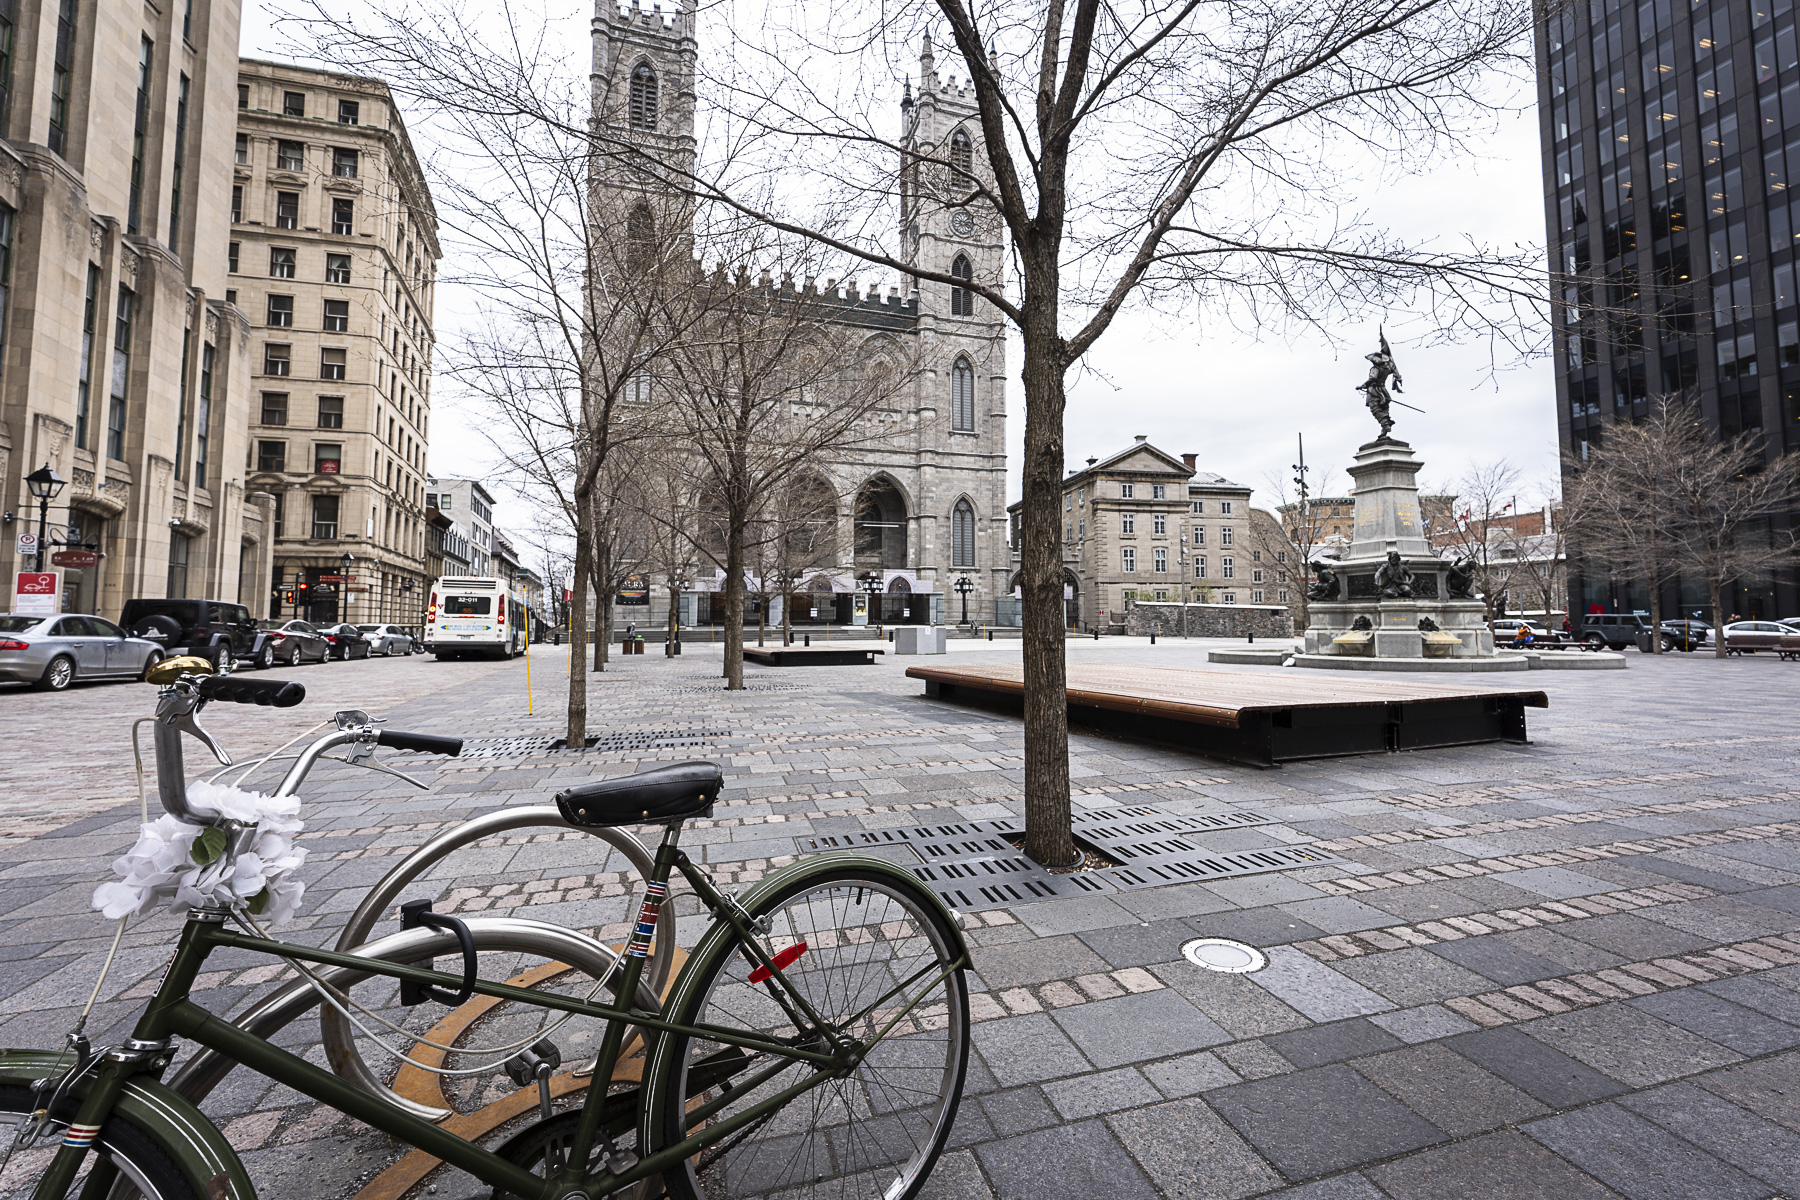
[1,0,264,618]
[235,59,439,625]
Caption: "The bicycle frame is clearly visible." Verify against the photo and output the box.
[32,834,965,1200]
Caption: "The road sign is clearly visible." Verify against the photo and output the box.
[16,533,37,558]
[14,572,59,616]
[319,574,357,583]
[51,549,98,569]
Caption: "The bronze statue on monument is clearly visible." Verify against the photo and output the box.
[1355,329,1421,439]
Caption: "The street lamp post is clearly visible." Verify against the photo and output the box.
[340,551,355,624]
[24,465,67,573]
[858,571,884,633]
[954,573,974,626]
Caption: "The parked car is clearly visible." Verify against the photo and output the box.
[1723,620,1795,654]
[1576,613,1652,649]
[0,613,165,691]
[119,598,262,669]
[1658,619,1712,650]
[318,622,372,661]
[1492,619,1548,646]
[356,624,417,656]
[255,619,333,666]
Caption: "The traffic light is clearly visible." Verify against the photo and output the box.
[281,589,296,606]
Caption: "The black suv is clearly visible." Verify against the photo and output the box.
[119,599,267,669]
[1576,613,1652,649]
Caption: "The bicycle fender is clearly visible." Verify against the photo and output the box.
[1,1049,256,1200]
[725,851,972,964]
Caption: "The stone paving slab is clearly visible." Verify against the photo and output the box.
[1,642,1799,1198]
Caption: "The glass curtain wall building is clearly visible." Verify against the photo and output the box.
[1543,0,1799,619]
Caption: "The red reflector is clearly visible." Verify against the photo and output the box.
[748,942,808,984]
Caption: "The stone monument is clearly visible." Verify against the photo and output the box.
[1298,338,1500,667]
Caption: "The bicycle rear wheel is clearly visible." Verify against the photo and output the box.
[646,862,969,1200]
[0,1085,199,1200]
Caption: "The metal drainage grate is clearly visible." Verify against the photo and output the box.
[795,804,1344,913]
[453,729,729,759]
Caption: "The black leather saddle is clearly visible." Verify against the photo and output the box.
[554,761,724,828]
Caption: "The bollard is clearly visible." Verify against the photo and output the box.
[805,634,811,647]
[1093,629,1099,641]
[1151,625,1158,645]
[987,628,993,642]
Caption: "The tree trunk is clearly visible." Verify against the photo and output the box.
[782,583,793,646]
[757,591,766,647]
[667,585,679,650]
[1018,314,1077,869]
[566,520,591,746]
[1709,577,1727,658]
[723,517,746,689]
[1647,571,1663,653]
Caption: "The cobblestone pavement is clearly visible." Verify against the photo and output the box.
[3,638,1800,1199]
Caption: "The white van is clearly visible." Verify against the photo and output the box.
[425,576,528,660]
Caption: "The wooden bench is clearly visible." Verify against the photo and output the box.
[743,645,885,666]
[905,663,1548,767]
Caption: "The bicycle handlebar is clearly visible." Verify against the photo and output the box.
[195,675,307,708]
[376,730,463,757]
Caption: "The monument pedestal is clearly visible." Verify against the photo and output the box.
[1297,437,1508,671]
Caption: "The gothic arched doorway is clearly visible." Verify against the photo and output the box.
[853,477,908,570]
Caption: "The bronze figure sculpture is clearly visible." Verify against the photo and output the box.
[1375,549,1415,598]
[1306,562,1340,602]
[1445,555,1476,599]
[1356,330,1405,438]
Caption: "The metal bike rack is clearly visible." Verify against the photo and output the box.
[321,808,674,1115]
[170,917,658,1121]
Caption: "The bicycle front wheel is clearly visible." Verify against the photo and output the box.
[647,862,970,1200]
[0,1084,200,1200]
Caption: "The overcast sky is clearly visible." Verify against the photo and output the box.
[242,2,1559,539]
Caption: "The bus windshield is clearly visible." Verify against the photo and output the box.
[443,596,492,615]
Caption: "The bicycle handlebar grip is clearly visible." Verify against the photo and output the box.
[194,675,307,708]
[377,730,464,756]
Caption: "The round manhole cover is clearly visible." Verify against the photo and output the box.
[1182,937,1267,974]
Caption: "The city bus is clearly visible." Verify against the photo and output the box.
[424,576,529,660]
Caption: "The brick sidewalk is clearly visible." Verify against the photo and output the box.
[2,642,1798,1199]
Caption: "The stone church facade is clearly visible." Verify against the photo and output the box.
[590,2,1010,622]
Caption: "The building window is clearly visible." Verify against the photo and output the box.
[331,197,354,236]
[1222,556,1235,579]
[332,147,358,177]
[166,532,190,599]
[1220,526,1233,547]
[128,39,152,234]
[1120,483,1134,499]
[318,396,344,428]
[270,247,296,278]
[261,392,288,425]
[108,287,133,460]
[1152,484,1166,499]
[338,98,359,124]
[1194,557,1205,577]
[237,83,248,108]
[1252,568,1264,583]
[256,440,285,472]
[1253,590,1264,603]
[1077,486,1085,505]
[1220,500,1233,515]
[1192,527,1204,545]
[1153,547,1167,573]
[1279,589,1289,602]
[1191,500,1203,513]
[231,186,243,223]
[324,300,349,331]
[948,129,973,189]
[277,140,303,171]
[1121,547,1136,573]
[951,499,976,566]
[169,74,189,239]
[194,342,213,488]
[1277,549,1287,563]
[951,357,975,431]
[1222,592,1235,603]
[311,493,340,538]
[48,0,76,154]
[326,253,351,283]
[0,6,11,128]
[1121,511,1135,534]
[1065,492,1072,511]
[949,254,973,316]
[276,191,299,228]
[228,242,240,272]
[266,295,293,327]
[321,348,346,380]
[174,330,189,480]
[235,133,249,164]
[265,343,291,376]
[315,443,342,475]
[75,264,99,448]
[629,61,658,129]
[626,203,655,271]
[1153,513,1166,535]
[283,90,305,117]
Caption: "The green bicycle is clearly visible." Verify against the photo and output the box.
[0,659,972,1200]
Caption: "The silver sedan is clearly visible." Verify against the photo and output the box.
[0,613,166,691]
[355,624,417,656]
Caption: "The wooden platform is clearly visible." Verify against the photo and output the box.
[905,663,1548,766]
[744,645,885,666]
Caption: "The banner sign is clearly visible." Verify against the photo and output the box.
[616,574,650,606]
[51,550,98,568]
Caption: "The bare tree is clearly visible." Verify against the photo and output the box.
[1435,460,1522,628]
[673,259,912,689]
[1494,484,1567,629]
[294,0,1541,865]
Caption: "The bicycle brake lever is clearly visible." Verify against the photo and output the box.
[168,704,232,767]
